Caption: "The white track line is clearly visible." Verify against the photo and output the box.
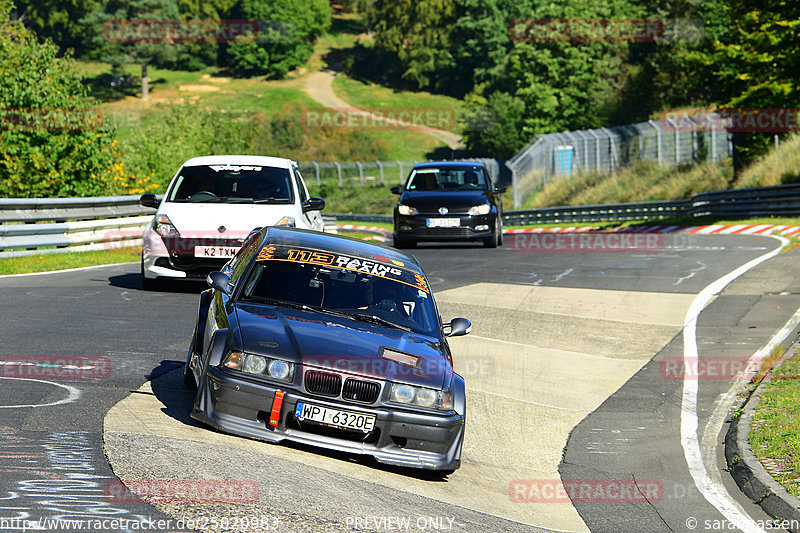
[0,261,138,278]
[681,235,788,532]
[0,377,81,408]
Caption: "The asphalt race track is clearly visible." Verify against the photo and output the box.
[2,232,800,532]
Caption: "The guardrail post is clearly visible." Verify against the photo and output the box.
[334,162,343,188]
[313,161,320,186]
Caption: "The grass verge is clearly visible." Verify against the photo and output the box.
[0,247,140,276]
[749,347,800,498]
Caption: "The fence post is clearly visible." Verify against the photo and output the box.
[648,120,662,166]
[357,161,364,186]
[588,129,601,172]
[377,161,384,184]
[396,160,404,182]
[335,162,342,187]
[507,163,519,209]
[601,128,619,171]
[666,118,679,164]
[313,161,320,186]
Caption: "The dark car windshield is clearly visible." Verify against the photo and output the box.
[406,167,488,191]
[241,258,438,336]
[166,164,294,204]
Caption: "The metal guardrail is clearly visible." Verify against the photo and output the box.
[2,183,800,257]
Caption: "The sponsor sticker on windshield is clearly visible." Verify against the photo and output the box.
[256,246,430,293]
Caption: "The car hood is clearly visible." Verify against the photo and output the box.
[400,190,489,212]
[234,303,449,389]
[160,203,297,238]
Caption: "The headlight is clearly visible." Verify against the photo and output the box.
[275,216,295,227]
[389,383,452,410]
[154,214,180,237]
[224,352,294,383]
[467,204,491,216]
[397,204,418,216]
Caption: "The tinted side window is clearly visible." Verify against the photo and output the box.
[228,233,261,283]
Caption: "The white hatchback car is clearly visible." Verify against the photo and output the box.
[139,155,325,289]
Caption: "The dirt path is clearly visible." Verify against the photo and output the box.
[304,69,465,150]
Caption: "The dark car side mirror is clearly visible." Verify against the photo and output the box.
[444,317,472,337]
[140,193,161,209]
[302,197,325,212]
[493,185,507,194]
[207,271,231,295]
[390,185,402,195]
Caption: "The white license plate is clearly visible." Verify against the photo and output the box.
[194,246,239,258]
[427,218,460,228]
[294,402,376,433]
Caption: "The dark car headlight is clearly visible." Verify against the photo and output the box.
[467,204,491,216]
[397,204,418,216]
[224,352,294,382]
[154,214,180,237]
[389,383,452,410]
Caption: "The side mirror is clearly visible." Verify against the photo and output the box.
[444,317,471,337]
[207,271,231,295]
[302,197,325,212]
[493,186,507,194]
[140,193,161,209]
[390,185,402,195]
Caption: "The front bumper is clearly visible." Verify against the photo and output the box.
[191,367,464,471]
[394,213,494,243]
[142,229,239,280]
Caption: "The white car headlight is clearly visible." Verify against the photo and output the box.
[224,352,294,383]
[397,204,418,216]
[467,204,491,216]
[154,214,180,237]
[389,383,452,410]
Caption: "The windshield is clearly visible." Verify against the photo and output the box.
[166,164,294,204]
[406,167,488,191]
[241,250,438,336]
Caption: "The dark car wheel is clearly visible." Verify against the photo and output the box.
[183,338,197,390]
[483,219,500,248]
[393,235,416,249]
[140,261,161,290]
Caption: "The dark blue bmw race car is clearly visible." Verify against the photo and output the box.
[184,226,471,473]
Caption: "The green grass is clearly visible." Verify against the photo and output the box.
[0,247,140,275]
[332,73,464,133]
[309,182,397,214]
[749,349,800,498]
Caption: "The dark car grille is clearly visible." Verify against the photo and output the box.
[342,379,381,403]
[304,370,342,396]
[415,227,475,237]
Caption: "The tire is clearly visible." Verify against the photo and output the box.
[483,222,499,248]
[140,261,160,290]
[498,218,504,246]
[183,338,197,390]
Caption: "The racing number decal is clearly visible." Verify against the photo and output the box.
[286,249,335,265]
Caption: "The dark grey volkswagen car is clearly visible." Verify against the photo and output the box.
[391,162,506,248]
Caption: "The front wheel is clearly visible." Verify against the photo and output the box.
[140,261,160,290]
[483,221,499,248]
[183,337,197,390]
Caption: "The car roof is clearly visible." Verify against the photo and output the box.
[412,161,486,170]
[261,227,423,270]
[181,155,296,169]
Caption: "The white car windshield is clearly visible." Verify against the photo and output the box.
[167,164,294,204]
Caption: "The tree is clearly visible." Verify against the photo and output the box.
[225,0,331,77]
[12,0,100,55]
[82,0,189,98]
[0,0,131,197]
